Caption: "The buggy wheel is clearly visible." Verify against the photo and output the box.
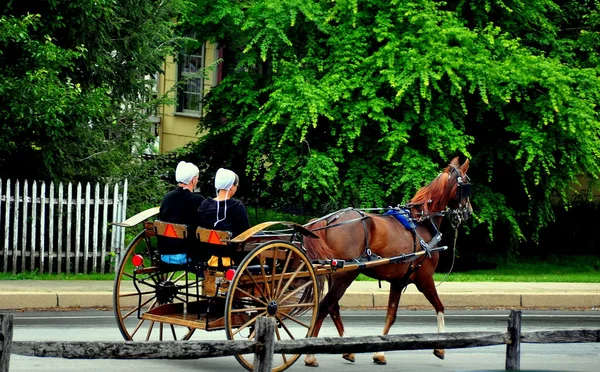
[225,240,320,372]
[113,230,198,341]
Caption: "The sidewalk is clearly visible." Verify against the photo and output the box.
[0,280,599,310]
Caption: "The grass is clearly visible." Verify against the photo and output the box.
[358,255,600,283]
[0,255,599,282]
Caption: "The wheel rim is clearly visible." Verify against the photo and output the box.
[224,241,320,372]
[113,230,197,341]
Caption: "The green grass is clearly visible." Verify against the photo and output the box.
[0,271,115,280]
[357,255,600,283]
[2,255,598,282]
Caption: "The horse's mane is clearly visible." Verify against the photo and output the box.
[409,168,452,216]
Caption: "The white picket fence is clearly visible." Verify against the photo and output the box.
[0,179,128,275]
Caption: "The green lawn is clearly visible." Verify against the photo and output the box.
[1,255,599,282]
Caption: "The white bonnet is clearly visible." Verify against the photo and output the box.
[175,161,199,184]
[214,168,237,191]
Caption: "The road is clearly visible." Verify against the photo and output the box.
[9,309,600,371]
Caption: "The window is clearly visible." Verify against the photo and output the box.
[177,42,205,115]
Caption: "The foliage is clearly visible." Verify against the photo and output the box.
[183,0,600,258]
[0,1,186,185]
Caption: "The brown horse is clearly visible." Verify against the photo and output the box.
[303,157,472,367]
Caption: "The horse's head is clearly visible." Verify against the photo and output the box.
[446,157,472,226]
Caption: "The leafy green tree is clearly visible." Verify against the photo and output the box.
[0,0,184,189]
[185,0,600,258]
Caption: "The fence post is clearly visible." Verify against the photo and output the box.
[253,316,276,372]
[0,313,13,372]
[506,309,522,370]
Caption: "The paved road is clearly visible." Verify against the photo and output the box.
[9,309,600,371]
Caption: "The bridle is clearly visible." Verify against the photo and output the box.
[448,167,472,229]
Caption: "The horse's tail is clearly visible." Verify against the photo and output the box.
[303,218,337,260]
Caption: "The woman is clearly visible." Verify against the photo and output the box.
[197,168,250,238]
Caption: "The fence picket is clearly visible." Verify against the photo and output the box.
[93,183,100,273]
[0,179,3,273]
[75,183,82,274]
[120,179,128,257]
[66,183,73,274]
[57,183,64,274]
[3,180,9,273]
[0,179,127,274]
[31,182,38,273]
[40,183,46,275]
[12,180,19,275]
[111,184,119,265]
[84,183,91,274]
[101,184,109,274]
[47,182,55,274]
[21,181,28,273]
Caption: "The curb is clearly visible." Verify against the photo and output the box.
[1,292,599,310]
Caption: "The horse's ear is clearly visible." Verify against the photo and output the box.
[460,159,470,174]
[449,157,460,167]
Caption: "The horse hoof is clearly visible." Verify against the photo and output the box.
[372,357,387,365]
[342,353,355,362]
[434,349,445,360]
[304,356,319,368]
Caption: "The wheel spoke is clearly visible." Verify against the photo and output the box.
[170,324,178,340]
[278,280,313,304]
[119,290,155,298]
[259,255,272,299]
[274,314,295,339]
[232,310,266,337]
[277,261,306,297]
[270,248,279,297]
[274,250,293,298]
[230,306,267,313]
[145,321,155,341]
[279,311,311,329]
[274,327,289,363]
[121,295,157,320]
[243,267,269,300]
[232,286,268,306]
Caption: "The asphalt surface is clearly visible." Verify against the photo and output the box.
[0,280,599,310]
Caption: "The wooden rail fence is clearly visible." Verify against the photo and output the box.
[0,179,128,274]
[1,311,599,371]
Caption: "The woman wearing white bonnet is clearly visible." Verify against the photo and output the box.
[158,161,205,265]
[197,167,250,239]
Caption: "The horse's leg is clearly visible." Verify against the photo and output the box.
[413,268,446,360]
[372,281,404,365]
[329,302,355,362]
[304,272,359,367]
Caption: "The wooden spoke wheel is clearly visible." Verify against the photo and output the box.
[113,230,199,341]
[224,240,320,372]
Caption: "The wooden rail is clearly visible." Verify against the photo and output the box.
[1,311,599,372]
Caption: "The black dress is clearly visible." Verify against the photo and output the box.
[197,198,250,238]
[158,188,205,263]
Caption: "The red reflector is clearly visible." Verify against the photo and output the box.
[132,254,144,267]
[332,260,338,267]
[208,230,222,245]
[225,269,236,281]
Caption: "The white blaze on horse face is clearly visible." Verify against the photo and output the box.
[437,311,445,333]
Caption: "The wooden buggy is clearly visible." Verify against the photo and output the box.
[112,207,447,372]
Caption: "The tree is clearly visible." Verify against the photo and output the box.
[0,0,185,185]
[184,0,600,257]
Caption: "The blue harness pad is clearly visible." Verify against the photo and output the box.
[384,209,417,231]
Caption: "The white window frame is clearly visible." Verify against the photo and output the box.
[177,42,205,116]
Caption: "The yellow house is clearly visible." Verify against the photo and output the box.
[155,42,220,153]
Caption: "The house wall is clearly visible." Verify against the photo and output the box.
[157,43,218,154]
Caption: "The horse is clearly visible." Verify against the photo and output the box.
[303,157,472,367]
